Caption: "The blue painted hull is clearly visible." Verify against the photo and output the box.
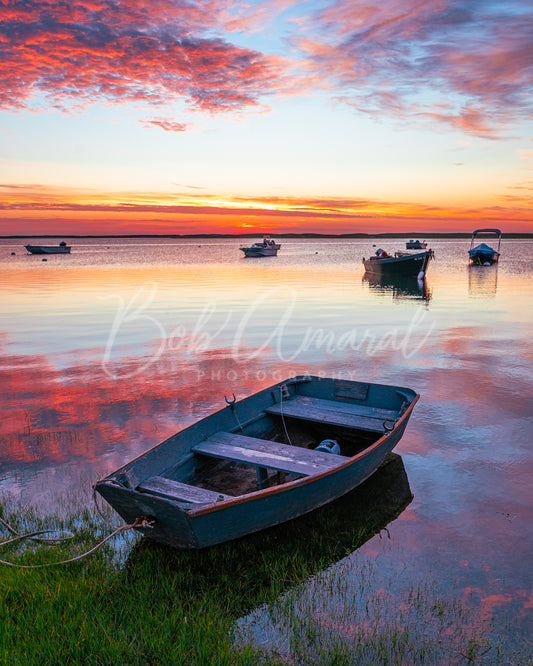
[96,376,419,549]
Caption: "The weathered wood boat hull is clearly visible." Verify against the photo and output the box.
[95,376,419,549]
[363,250,432,277]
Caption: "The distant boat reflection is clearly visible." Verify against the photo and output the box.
[468,264,498,297]
[363,273,432,302]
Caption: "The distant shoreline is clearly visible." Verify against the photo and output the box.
[2,232,532,239]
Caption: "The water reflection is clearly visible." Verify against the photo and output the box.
[0,345,316,507]
[362,273,432,302]
[2,237,533,656]
[467,264,498,297]
[124,453,412,601]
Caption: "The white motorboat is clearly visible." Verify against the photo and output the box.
[240,238,280,257]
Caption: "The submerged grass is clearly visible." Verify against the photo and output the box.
[1,457,529,664]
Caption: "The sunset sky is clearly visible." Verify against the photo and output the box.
[1,0,532,235]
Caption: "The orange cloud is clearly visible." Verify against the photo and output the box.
[1,183,532,235]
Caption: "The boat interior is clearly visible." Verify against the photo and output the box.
[129,386,411,506]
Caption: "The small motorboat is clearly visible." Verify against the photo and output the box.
[468,229,501,265]
[363,248,434,278]
[405,239,427,249]
[25,241,71,254]
[240,237,280,257]
[95,375,419,549]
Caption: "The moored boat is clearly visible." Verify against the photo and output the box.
[363,248,434,277]
[405,239,427,249]
[240,237,280,257]
[468,228,501,265]
[25,241,71,254]
[94,375,419,549]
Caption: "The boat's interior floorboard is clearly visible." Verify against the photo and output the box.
[265,396,396,433]
[195,459,265,495]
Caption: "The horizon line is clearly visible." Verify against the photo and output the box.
[2,231,530,239]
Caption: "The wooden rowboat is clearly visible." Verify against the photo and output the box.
[95,376,419,549]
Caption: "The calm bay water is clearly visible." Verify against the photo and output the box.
[1,236,532,659]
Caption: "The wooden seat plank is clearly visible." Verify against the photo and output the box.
[137,476,233,504]
[192,431,347,477]
[265,396,397,433]
[300,396,398,419]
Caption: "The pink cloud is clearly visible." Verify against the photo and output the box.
[218,0,303,34]
[140,118,190,132]
[0,0,287,113]
[291,0,533,136]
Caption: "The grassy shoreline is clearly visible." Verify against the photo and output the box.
[0,457,527,664]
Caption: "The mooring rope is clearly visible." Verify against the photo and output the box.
[0,515,74,544]
[279,386,293,446]
[92,486,108,520]
[0,516,153,569]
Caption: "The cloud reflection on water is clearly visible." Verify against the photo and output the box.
[1,238,532,655]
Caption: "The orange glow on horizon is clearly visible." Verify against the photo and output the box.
[1,184,532,235]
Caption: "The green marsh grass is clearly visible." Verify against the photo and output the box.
[1,456,529,664]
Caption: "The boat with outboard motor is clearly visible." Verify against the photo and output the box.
[240,237,280,257]
[363,248,434,278]
[468,228,501,265]
[405,239,427,249]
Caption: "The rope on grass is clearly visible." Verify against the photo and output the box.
[0,515,74,544]
[0,517,153,569]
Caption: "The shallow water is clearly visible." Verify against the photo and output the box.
[1,236,532,656]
